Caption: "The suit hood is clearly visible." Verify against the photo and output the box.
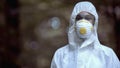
[68,1,101,50]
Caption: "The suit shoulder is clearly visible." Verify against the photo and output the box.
[101,45,115,56]
[54,45,69,56]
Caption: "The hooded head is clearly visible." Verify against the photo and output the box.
[68,1,101,49]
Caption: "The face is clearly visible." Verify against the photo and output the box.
[75,11,95,25]
[75,11,95,39]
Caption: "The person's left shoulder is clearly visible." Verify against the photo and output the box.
[100,45,115,56]
[101,45,120,67]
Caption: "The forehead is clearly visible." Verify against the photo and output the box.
[78,11,94,16]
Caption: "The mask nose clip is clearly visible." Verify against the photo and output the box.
[79,19,89,23]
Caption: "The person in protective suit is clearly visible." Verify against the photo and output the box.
[51,1,120,68]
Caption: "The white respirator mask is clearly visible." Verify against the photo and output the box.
[75,19,94,39]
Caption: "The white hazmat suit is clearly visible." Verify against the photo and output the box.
[51,1,120,68]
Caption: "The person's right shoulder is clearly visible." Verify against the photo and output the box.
[54,44,69,57]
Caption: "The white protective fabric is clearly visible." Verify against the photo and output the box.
[51,1,120,68]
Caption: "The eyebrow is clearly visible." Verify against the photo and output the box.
[85,15,95,19]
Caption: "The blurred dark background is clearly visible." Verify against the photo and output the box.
[0,0,120,68]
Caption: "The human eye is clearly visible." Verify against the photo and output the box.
[85,15,93,20]
[76,15,83,21]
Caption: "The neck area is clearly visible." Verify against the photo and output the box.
[76,34,95,49]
